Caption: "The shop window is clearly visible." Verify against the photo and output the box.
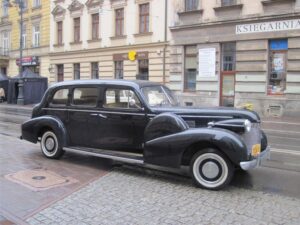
[114,61,123,79]
[72,88,98,107]
[74,17,80,43]
[268,39,287,95]
[57,64,64,82]
[115,8,124,36]
[137,59,149,80]
[222,42,236,71]
[57,21,63,45]
[73,63,80,80]
[91,13,99,40]
[139,3,149,33]
[185,0,199,11]
[91,62,99,79]
[184,46,197,91]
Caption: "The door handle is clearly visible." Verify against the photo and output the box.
[90,113,98,117]
[98,113,107,119]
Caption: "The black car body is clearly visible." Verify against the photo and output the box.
[21,80,270,190]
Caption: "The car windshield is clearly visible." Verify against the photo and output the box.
[141,85,179,107]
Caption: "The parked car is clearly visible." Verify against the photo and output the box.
[21,80,270,190]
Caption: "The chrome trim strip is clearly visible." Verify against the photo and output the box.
[42,108,145,116]
[63,147,144,165]
[240,146,271,170]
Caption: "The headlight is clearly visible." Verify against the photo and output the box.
[244,119,252,132]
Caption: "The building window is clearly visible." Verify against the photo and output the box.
[33,0,41,8]
[139,3,149,33]
[32,24,40,47]
[184,46,197,91]
[74,63,80,80]
[268,39,288,95]
[185,0,199,11]
[57,21,63,45]
[91,62,99,79]
[21,0,28,11]
[57,64,64,82]
[91,13,99,40]
[2,0,8,17]
[221,42,236,71]
[2,31,9,56]
[22,24,26,49]
[221,0,236,7]
[115,8,124,36]
[137,59,149,80]
[73,17,80,43]
[114,61,123,79]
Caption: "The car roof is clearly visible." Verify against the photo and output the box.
[49,79,161,90]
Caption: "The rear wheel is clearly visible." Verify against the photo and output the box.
[40,131,64,159]
[190,148,234,190]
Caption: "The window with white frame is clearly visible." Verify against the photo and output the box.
[22,24,26,49]
[32,24,40,47]
[2,31,10,55]
[2,0,8,16]
[33,0,41,8]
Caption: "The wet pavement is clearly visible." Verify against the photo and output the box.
[0,103,300,224]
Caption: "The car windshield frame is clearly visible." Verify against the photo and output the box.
[141,85,179,108]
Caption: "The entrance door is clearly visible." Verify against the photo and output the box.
[220,42,236,107]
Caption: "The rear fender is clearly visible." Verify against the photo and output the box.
[144,128,248,168]
[21,116,68,146]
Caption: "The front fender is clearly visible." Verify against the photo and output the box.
[21,116,68,146]
[144,128,248,168]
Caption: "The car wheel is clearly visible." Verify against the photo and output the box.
[190,148,234,190]
[40,131,64,159]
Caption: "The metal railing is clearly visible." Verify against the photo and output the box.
[0,47,9,56]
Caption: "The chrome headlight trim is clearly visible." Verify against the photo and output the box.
[244,119,252,132]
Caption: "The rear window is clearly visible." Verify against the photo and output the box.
[72,87,98,107]
[51,89,69,106]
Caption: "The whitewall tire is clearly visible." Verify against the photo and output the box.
[40,131,64,159]
[190,149,234,190]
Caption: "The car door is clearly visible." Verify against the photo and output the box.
[67,86,100,147]
[90,86,148,152]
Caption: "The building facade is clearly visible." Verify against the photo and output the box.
[170,0,300,118]
[0,0,51,77]
[49,0,175,84]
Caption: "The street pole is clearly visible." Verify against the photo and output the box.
[16,0,24,105]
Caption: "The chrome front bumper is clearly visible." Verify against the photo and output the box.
[240,146,271,170]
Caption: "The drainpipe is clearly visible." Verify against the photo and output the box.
[162,0,168,84]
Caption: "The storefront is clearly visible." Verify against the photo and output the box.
[16,56,40,74]
[169,17,300,118]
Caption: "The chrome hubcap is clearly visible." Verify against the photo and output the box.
[202,161,219,179]
[45,138,55,151]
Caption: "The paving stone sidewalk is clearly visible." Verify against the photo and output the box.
[26,167,300,225]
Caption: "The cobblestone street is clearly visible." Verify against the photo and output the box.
[26,167,300,225]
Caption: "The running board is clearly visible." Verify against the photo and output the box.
[63,147,144,165]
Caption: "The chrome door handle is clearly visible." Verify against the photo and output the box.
[98,113,107,119]
[90,113,98,117]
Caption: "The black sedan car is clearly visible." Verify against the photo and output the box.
[21,80,270,190]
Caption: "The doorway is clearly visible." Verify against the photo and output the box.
[220,42,236,107]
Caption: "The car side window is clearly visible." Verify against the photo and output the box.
[72,88,98,107]
[51,89,69,106]
[103,88,141,109]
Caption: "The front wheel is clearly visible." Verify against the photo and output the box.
[40,131,64,159]
[190,148,234,190]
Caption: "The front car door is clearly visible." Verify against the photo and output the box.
[91,86,148,152]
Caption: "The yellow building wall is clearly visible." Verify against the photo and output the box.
[8,0,50,50]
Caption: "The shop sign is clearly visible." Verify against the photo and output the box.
[198,48,216,77]
[113,51,148,61]
[16,56,39,66]
[236,19,300,34]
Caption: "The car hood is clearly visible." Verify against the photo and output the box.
[150,106,260,123]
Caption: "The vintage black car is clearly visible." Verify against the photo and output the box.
[21,80,270,190]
